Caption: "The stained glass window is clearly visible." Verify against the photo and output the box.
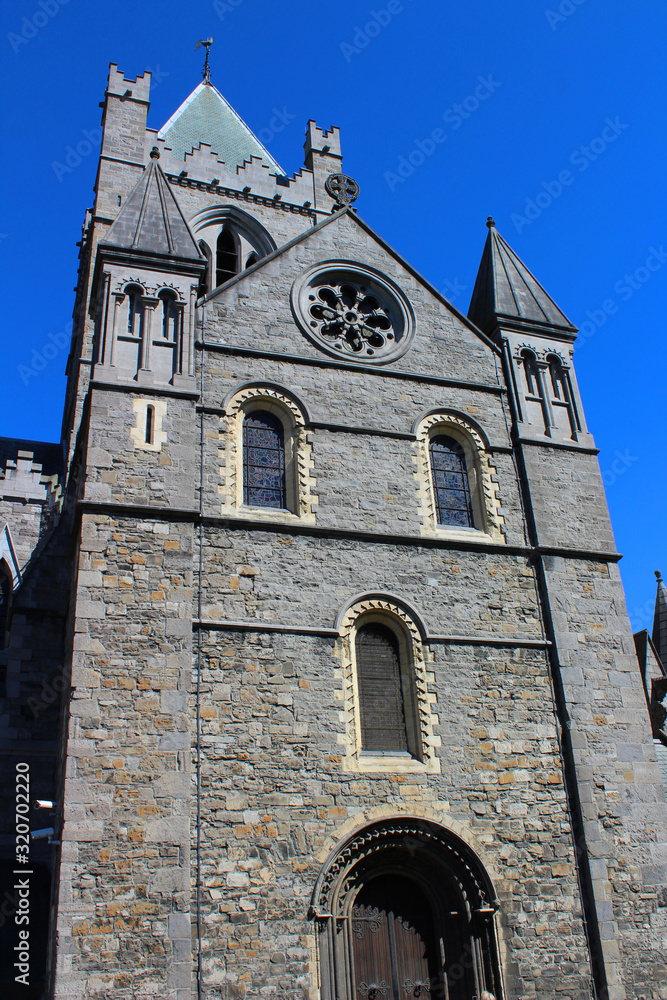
[243,411,286,509]
[429,435,474,528]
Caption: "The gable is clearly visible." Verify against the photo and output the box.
[202,209,500,388]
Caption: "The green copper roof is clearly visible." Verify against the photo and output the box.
[158,82,284,175]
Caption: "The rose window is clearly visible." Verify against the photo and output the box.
[308,281,394,357]
[291,263,415,365]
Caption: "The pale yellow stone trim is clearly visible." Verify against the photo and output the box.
[413,412,505,542]
[219,387,317,523]
[130,398,167,452]
[336,598,440,774]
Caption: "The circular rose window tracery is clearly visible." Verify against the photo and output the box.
[291,262,415,364]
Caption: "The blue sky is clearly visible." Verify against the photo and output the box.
[0,0,665,627]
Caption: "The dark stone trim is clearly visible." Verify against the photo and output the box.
[194,619,338,637]
[196,341,507,396]
[78,501,198,521]
[517,436,600,456]
[193,619,549,647]
[74,502,622,563]
[98,154,146,170]
[165,174,317,220]
[90,379,200,401]
[428,634,550,648]
[535,545,622,563]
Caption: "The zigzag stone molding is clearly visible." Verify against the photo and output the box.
[220,387,317,523]
[336,599,440,774]
[413,413,505,542]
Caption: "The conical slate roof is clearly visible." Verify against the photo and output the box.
[468,219,576,336]
[158,82,284,175]
[101,150,202,260]
[653,571,667,670]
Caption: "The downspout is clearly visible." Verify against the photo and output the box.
[196,299,206,999]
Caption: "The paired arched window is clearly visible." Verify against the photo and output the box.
[429,434,474,528]
[191,206,276,296]
[242,410,286,509]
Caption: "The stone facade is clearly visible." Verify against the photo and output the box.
[0,62,665,1000]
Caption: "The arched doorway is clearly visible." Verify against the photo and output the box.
[311,819,503,1000]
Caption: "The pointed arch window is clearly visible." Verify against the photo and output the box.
[429,435,474,528]
[242,410,286,509]
[216,227,239,286]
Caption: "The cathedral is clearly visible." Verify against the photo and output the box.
[1,57,666,1000]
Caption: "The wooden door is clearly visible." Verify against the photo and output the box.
[351,875,440,1000]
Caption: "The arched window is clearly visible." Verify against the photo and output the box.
[522,349,542,398]
[547,354,580,437]
[242,410,286,509]
[126,285,143,337]
[356,623,412,753]
[245,251,259,268]
[216,227,239,286]
[198,240,212,296]
[429,435,474,528]
[158,291,178,341]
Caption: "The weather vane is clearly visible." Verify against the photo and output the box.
[195,37,214,85]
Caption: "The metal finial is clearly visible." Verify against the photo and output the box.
[150,146,160,160]
[656,570,663,582]
[486,216,496,229]
[195,37,214,84]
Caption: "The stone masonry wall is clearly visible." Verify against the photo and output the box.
[54,513,194,1000]
[193,627,592,1000]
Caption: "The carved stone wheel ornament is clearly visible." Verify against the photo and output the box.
[291,262,415,364]
[325,172,360,205]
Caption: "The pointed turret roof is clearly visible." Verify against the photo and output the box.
[101,148,202,260]
[158,82,284,175]
[468,218,576,337]
[653,571,667,670]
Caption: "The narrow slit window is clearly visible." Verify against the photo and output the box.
[429,435,474,528]
[356,624,409,753]
[243,411,286,509]
[145,405,154,445]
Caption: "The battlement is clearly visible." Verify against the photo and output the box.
[106,63,152,103]
[304,120,342,160]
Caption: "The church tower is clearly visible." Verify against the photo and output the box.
[1,59,665,1000]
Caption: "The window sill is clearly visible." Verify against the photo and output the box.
[424,525,499,544]
[345,752,440,775]
[221,505,316,526]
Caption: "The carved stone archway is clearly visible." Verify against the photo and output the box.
[311,818,503,1000]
